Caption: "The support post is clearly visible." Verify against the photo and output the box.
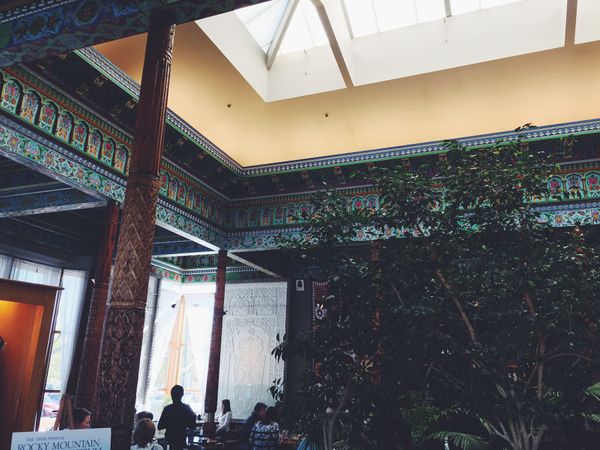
[203,250,227,436]
[93,9,175,450]
[75,201,119,410]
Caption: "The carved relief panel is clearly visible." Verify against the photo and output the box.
[217,282,287,418]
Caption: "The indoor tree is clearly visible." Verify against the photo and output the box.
[274,134,600,450]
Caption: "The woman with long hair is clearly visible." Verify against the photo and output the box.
[215,399,232,438]
[249,406,279,450]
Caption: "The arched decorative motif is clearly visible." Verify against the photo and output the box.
[185,189,194,209]
[177,182,187,205]
[298,202,311,222]
[260,207,272,226]
[86,129,102,159]
[202,197,211,219]
[285,204,297,224]
[565,174,584,199]
[547,176,563,201]
[72,120,89,152]
[351,196,365,211]
[168,176,178,200]
[114,145,128,173]
[236,209,247,228]
[248,208,259,227]
[159,171,169,196]
[19,90,40,123]
[273,206,285,225]
[38,100,58,133]
[366,195,379,210]
[194,192,203,214]
[101,137,116,165]
[1,78,22,114]
[55,111,74,142]
[586,172,600,198]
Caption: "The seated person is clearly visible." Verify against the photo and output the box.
[215,399,232,438]
[240,402,266,450]
[250,407,279,450]
[135,411,154,422]
[131,418,163,450]
[157,385,196,450]
[72,407,91,429]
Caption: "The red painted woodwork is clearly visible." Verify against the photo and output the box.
[93,9,176,450]
[75,201,119,411]
[203,249,227,436]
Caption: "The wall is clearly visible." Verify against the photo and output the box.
[217,282,287,418]
[97,23,600,165]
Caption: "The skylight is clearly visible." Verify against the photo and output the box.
[235,0,329,56]
[343,0,524,38]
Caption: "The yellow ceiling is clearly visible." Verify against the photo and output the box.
[96,21,600,167]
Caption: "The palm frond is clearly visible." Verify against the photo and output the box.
[427,431,489,450]
[584,382,600,401]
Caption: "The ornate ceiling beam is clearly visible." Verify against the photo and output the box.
[266,0,300,70]
[0,0,269,67]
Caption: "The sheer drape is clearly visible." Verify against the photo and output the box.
[136,276,159,409]
[182,293,214,413]
[0,254,12,278]
[58,270,87,393]
[11,259,61,285]
[145,279,181,413]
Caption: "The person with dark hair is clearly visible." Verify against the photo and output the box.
[135,411,154,422]
[249,406,279,450]
[215,399,232,438]
[72,407,91,429]
[131,419,163,450]
[240,402,267,450]
[157,385,196,450]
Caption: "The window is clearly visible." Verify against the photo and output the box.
[137,281,214,418]
[3,255,87,431]
[343,0,524,38]
[235,0,329,55]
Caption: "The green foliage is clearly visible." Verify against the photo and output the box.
[275,137,600,450]
[427,431,489,450]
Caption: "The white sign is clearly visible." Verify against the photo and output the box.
[11,428,111,450]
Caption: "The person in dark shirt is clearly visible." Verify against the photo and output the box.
[157,385,196,450]
[240,402,267,450]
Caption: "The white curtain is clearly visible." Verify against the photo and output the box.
[11,259,61,285]
[145,279,181,413]
[58,270,87,393]
[0,254,12,278]
[136,276,159,409]
[183,293,214,413]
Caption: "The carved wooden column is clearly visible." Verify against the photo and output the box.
[75,201,119,410]
[93,10,175,450]
[203,250,228,436]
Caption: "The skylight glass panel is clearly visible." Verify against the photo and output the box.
[343,0,378,38]
[481,0,523,8]
[374,0,418,33]
[345,0,524,38]
[450,0,480,16]
[414,0,446,23]
[278,0,329,54]
[235,0,287,52]
[345,0,445,38]
[450,0,524,16]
